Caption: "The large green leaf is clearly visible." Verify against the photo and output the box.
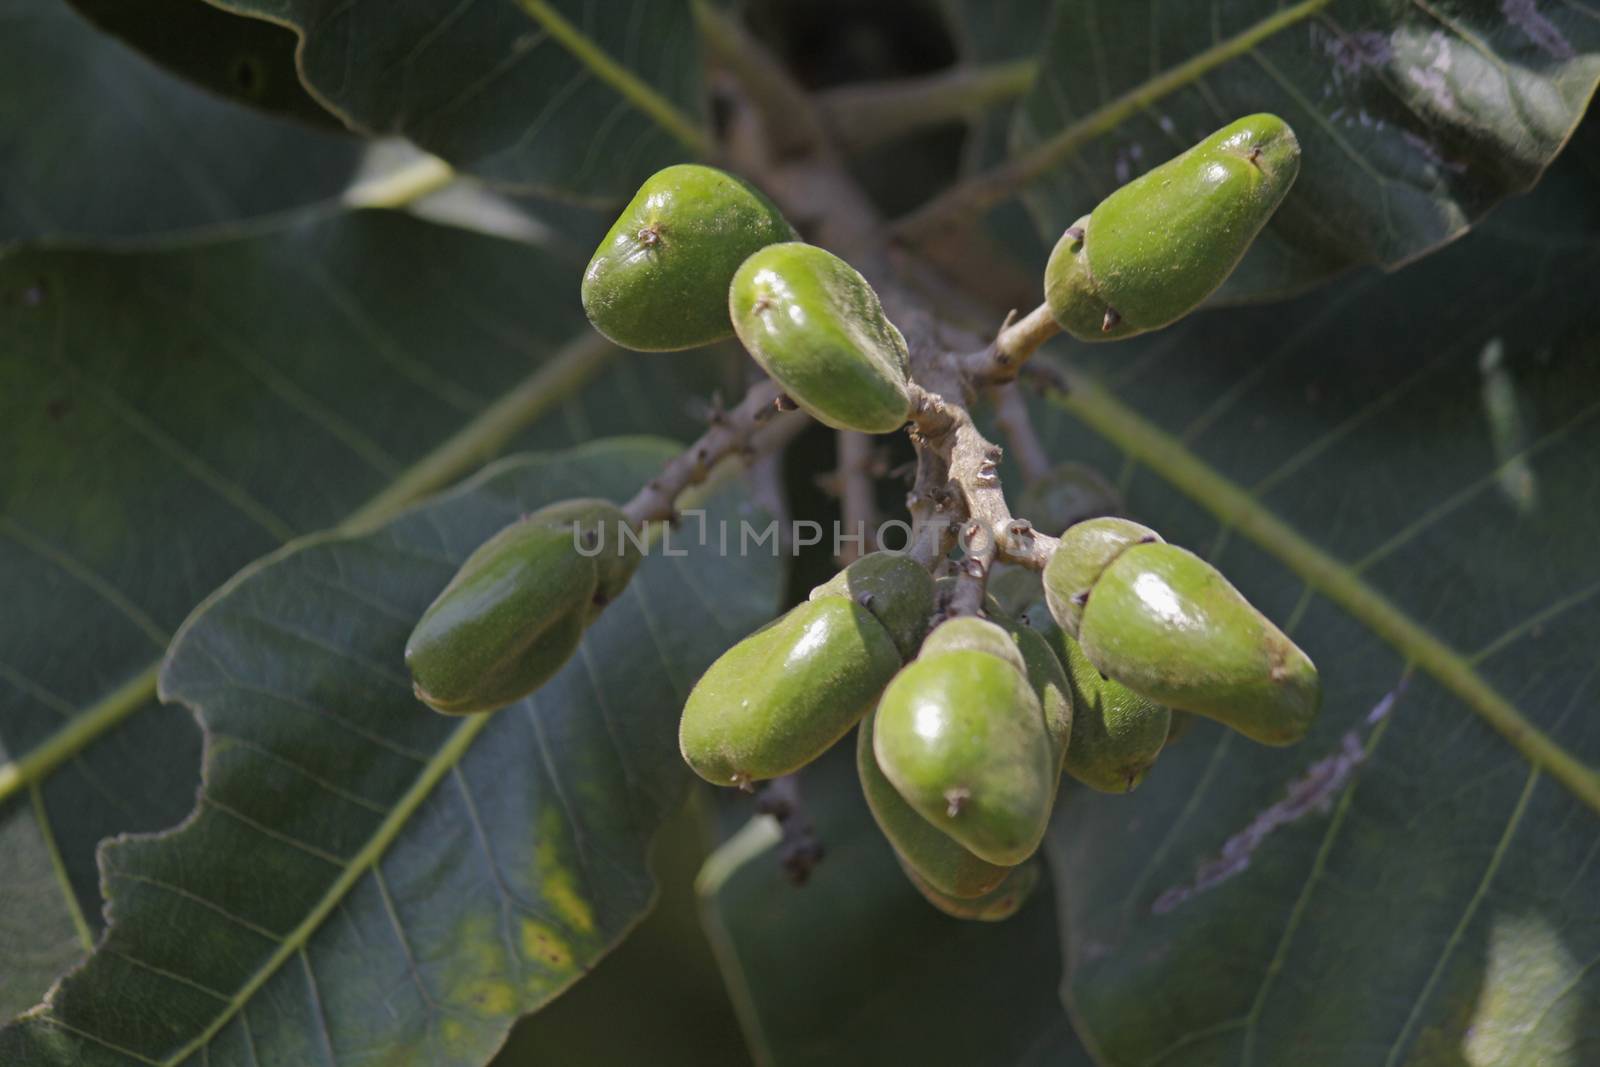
[0,0,360,242]
[1025,123,1600,1065]
[916,0,1600,302]
[697,742,1096,1067]
[207,0,709,199]
[65,0,343,127]
[0,210,737,1021]
[0,439,784,1065]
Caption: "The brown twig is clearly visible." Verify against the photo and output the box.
[668,5,1069,605]
[622,378,800,525]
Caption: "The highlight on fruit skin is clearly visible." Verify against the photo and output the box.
[1041,518,1319,746]
[582,164,795,352]
[809,551,937,659]
[857,707,1013,900]
[405,499,639,716]
[1077,541,1320,746]
[729,241,913,434]
[1045,113,1301,342]
[1042,516,1163,638]
[679,593,903,789]
[873,632,1056,867]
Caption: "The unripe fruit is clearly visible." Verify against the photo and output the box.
[1045,114,1301,342]
[918,616,1027,675]
[902,857,1040,922]
[406,500,632,715]
[1050,619,1169,793]
[1004,619,1074,772]
[730,243,912,434]
[1079,543,1320,746]
[874,648,1055,866]
[857,708,1011,899]
[1042,517,1163,638]
[582,164,795,351]
[810,552,936,659]
[680,597,902,787]
[1017,462,1122,536]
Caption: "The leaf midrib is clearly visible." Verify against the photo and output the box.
[1050,370,1600,815]
[512,0,709,154]
[0,332,617,810]
[155,710,494,1065]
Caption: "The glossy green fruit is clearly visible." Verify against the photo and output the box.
[874,649,1055,866]
[1017,462,1122,535]
[857,707,1011,899]
[680,596,902,787]
[582,164,795,351]
[1005,619,1074,771]
[902,856,1040,922]
[919,616,1027,675]
[730,242,912,433]
[406,500,632,715]
[545,498,644,619]
[1051,620,1169,793]
[1045,114,1301,342]
[810,552,936,659]
[1042,517,1162,638]
[1079,543,1320,746]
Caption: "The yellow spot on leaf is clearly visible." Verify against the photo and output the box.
[536,807,597,934]
[520,918,576,970]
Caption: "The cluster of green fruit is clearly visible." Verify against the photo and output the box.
[680,517,1318,921]
[401,114,1312,919]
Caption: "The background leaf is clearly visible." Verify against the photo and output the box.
[0,439,785,1065]
[205,0,709,200]
[1023,120,1600,1066]
[698,742,1096,1067]
[991,0,1600,302]
[0,210,738,1020]
[65,0,344,128]
[0,0,360,242]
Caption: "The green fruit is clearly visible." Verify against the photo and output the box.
[582,164,795,351]
[406,499,630,715]
[680,597,903,787]
[1079,543,1320,746]
[919,616,1027,675]
[1042,517,1162,638]
[1045,114,1301,342]
[810,552,936,659]
[1051,620,1169,793]
[730,242,912,433]
[1017,462,1122,535]
[539,499,644,618]
[857,708,1011,899]
[1005,620,1074,771]
[874,649,1055,866]
[902,857,1040,922]
[984,565,1041,618]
